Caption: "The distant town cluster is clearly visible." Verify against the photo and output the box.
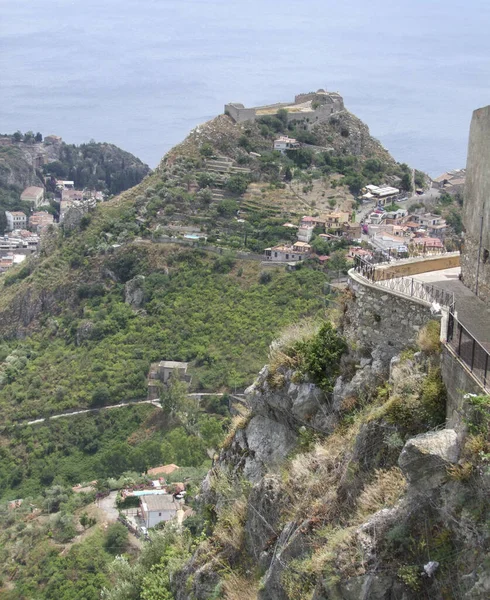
[1,170,105,273]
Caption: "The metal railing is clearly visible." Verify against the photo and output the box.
[353,256,455,310]
[447,312,490,392]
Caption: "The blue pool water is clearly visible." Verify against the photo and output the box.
[131,490,168,496]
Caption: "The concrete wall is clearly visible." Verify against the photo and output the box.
[441,346,485,429]
[375,253,460,281]
[461,104,490,305]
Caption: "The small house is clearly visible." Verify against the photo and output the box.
[21,186,45,208]
[139,494,179,528]
[273,136,300,154]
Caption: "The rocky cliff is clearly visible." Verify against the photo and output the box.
[171,304,490,600]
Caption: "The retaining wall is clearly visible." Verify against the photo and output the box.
[346,270,434,357]
[374,253,460,281]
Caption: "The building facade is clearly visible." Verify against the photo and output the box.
[5,211,27,231]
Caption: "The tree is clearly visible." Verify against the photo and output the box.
[199,143,213,157]
[217,198,238,217]
[284,166,293,182]
[225,174,249,195]
[12,131,22,142]
[327,250,348,274]
[35,132,43,142]
[277,108,289,128]
[197,172,214,188]
[91,385,111,406]
[105,522,129,554]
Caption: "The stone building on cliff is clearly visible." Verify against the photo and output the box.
[461,104,490,304]
[225,89,344,126]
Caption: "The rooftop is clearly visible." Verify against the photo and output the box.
[141,494,178,512]
[158,361,188,370]
[147,464,180,476]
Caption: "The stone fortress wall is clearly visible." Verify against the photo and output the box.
[224,89,345,127]
[461,104,490,304]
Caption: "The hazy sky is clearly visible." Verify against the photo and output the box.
[1,0,489,174]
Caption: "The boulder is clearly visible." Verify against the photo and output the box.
[124,275,145,308]
[398,429,460,491]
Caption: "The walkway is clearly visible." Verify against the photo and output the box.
[411,267,490,350]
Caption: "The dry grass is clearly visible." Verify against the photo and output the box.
[221,411,252,450]
[355,467,407,521]
[221,571,259,600]
[311,526,365,580]
[213,498,247,554]
[417,320,441,354]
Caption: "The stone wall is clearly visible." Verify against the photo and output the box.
[461,104,490,305]
[224,91,344,125]
[346,270,434,360]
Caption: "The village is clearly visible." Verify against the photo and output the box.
[0,178,103,272]
[263,179,454,266]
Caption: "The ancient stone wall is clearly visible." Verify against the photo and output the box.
[461,104,490,305]
[346,270,434,359]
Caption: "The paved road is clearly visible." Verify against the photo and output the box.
[24,392,234,426]
[97,491,119,522]
[25,399,162,426]
[412,267,490,348]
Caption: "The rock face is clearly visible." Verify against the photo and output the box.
[398,429,460,491]
[124,275,146,308]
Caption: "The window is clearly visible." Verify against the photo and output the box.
[159,512,162,516]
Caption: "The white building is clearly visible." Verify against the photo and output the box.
[5,211,27,231]
[297,223,314,243]
[264,241,311,262]
[139,494,179,528]
[273,136,300,154]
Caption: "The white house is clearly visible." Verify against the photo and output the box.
[264,242,311,262]
[139,494,179,528]
[5,211,27,231]
[297,223,314,243]
[273,136,300,154]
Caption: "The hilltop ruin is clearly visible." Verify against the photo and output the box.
[225,88,344,126]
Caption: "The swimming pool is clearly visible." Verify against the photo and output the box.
[131,490,168,496]
[184,234,201,240]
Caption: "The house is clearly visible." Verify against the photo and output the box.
[369,232,409,256]
[148,361,191,399]
[342,221,361,240]
[300,215,326,228]
[324,212,350,233]
[0,253,26,271]
[61,188,84,201]
[21,186,45,208]
[273,136,300,153]
[347,247,373,260]
[264,242,311,262]
[28,211,54,233]
[410,237,444,253]
[297,223,315,243]
[147,464,180,477]
[361,185,400,205]
[5,211,27,231]
[139,494,179,528]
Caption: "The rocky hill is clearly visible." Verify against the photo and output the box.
[0,134,151,224]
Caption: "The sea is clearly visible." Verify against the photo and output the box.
[2,0,490,176]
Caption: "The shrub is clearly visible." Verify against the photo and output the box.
[105,522,129,554]
[417,321,441,354]
[292,322,347,392]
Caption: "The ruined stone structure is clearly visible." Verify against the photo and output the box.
[461,104,490,304]
[224,88,344,126]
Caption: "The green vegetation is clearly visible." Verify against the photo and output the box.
[43,141,150,195]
